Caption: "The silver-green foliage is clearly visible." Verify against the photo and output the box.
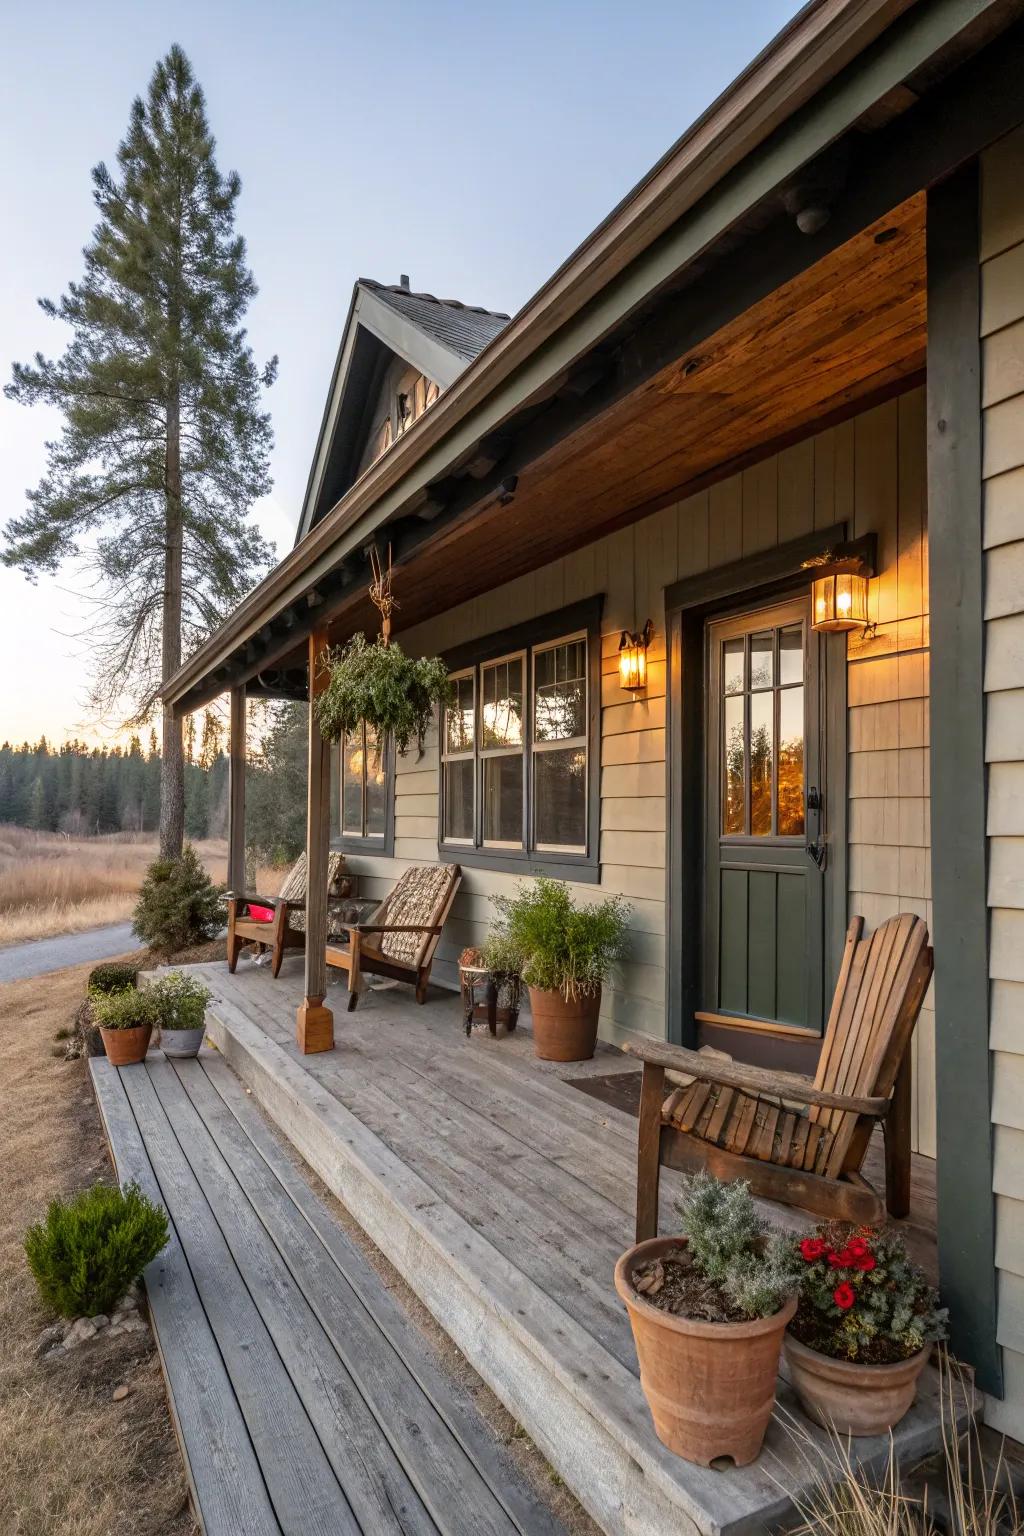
[314,634,454,756]
[678,1172,800,1320]
[25,1181,169,1319]
[491,878,630,1000]
[149,971,211,1029]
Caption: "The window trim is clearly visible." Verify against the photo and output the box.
[438,596,603,882]
[333,721,395,856]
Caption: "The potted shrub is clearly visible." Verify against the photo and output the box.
[614,1173,800,1466]
[314,633,453,756]
[493,878,629,1061]
[152,971,212,1058]
[91,984,163,1066]
[785,1220,948,1436]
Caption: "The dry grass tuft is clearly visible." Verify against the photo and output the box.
[0,830,227,947]
[0,956,195,1535]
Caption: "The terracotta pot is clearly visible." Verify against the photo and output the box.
[527,985,601,1062]
[615,1236,796,1466]
[159,1025,206,1059]
[784,1333,929,1436]
[100,1023,153,1067]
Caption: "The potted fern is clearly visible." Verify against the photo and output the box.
[314,633,453,755]
[492,879,629,1060]
[785,1220,947,1435]
[615,1174,800,1466]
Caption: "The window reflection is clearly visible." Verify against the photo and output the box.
[720,622,805,838]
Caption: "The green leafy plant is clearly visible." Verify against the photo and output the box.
[314,634,454,756]
[491,878,630,1000]
[25,1181,169,1319]
[790,1220,947,1364]
[90,986,164,1032]
[679,1172,801,1320]
[87,962,140,996]
[132,843,224,956]
[480,930,524,977]
[150,971,211,1029]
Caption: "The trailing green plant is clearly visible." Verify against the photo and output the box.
[150,971,211,1030]
[479,930,525,977]
[132,842,224,955]
[790,1220,948,1364]
[87,962,140,996]
[25,1181,169,1319]
[314,634,453,756]
[678,1172,801,1320]
[90,985,164,1032]
[491,878,630,1000]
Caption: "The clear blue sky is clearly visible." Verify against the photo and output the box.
[0,0,801,744]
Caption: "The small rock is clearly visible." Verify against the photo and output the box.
[112,1384,130,1402]
[120,1315,147,1334]
[35,1323,65,1357]
[90,1314,110,1331]
[43,1344,65,1362]
[63,1317,98,1350]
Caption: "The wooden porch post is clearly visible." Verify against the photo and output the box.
[297,627,334,1053]
[227,687,246,894]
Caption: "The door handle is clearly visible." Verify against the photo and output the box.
[806,785,827,870]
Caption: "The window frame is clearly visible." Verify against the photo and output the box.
[334,720,395,856]
[438,597,603,882]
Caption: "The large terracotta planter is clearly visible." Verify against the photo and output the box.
[527,985,601,1062]
[784,1333,929,1436]
[99,1023,153,1067]
[615,1236,796,1466]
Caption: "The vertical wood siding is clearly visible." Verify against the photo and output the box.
[339,392,932,1147]
[980,125,1024,1439]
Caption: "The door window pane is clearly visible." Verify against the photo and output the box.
[750,631,773,690]
[723,694,745,834]
[535,747,586,849]
[443,759,474,841]
[779,625,803,686]
[445,674,475,753]
[481,659,523,748]
[534,640,586,741]
[749,692,774,836]
[483,755,523,844]
[777,686,805,836]
[723,638,744,696]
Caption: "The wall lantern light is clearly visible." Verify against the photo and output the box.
[803,535,876,636]
[619,619,654,694]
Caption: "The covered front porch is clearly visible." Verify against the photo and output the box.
[183,949,945,1536]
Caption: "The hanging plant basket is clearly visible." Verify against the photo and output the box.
[315,633,453,755]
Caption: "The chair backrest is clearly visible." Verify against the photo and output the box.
[810,913,933,1177]
[277,850,345,903]
[375,863,461,969]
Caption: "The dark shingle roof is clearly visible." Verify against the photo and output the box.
[361,280,510,363]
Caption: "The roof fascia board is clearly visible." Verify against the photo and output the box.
[295,285,363,545]
[166,0,1001,705]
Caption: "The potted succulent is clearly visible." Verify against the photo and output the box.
[492,878,629,1061]
[615,1174,800,1466]
[785,1220,948,1436]
[91,984,163,1067]
[152,971,212,1059]
[314,633,453,756]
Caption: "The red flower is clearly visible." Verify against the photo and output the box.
[833,1282,856,1311]
[854,1253,876,1273]
[846,1237,871,1261]
[799,1237,828,1262]
[828,1247,856,1268]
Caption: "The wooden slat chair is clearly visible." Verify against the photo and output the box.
[226,851,347,979]
[629,914,934,1241]
[325,863,462,1012]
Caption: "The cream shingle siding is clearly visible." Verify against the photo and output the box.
[982,124,1024,1441]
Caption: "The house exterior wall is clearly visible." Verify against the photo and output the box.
[979,125,1024,1438]
[339,390,933,1150]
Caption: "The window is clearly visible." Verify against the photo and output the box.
[340,721,390,844]
[439,602,599,876]
[721,620,805,839]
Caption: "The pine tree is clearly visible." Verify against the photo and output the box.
[3,45,277,858]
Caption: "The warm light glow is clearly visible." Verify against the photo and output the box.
[618,622,653,692]
[811,572,870,632]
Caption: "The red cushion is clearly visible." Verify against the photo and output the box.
[247,904,275,923]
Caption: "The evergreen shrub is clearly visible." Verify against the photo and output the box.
[25,1181,168,1318]
[87,962,139,995]
[132,843,223,955]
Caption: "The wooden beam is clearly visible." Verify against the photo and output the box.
[297,629,334,1054]
[227,688,246,894]
[926,163,1001,1396]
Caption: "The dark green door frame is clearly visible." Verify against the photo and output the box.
[927,163,1002,1397]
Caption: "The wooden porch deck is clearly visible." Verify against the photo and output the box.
[91,1047,567,1536]
[177,954,948,1536]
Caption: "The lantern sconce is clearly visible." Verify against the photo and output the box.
[619,619,654,695]
[802,534,877,637]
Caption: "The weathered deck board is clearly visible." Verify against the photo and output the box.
[91,1048,562,1536]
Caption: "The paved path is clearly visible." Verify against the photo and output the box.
[0,921,137,984]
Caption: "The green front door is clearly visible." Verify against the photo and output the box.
[703,597,828,1033]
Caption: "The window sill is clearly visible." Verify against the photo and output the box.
[332,834,394,857]
[438,845,600,884]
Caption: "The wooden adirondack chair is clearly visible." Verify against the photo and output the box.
[226,851,348,979]
[629,914,933,1240]
[325,863,462,1012]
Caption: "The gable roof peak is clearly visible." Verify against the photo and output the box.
[358,276,510,323]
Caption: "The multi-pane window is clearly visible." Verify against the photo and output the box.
[441,631,590,857]
[341,721,388,840]
[721,622,805,839]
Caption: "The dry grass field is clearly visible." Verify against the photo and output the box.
[0,830,230,948]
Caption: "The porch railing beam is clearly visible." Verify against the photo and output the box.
[297,627,334,1054]
[227,686,246,895]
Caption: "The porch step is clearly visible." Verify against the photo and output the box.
[199,975,967,1536]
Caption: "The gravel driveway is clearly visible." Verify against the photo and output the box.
[0,922,138,984]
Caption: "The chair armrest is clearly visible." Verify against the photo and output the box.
[354,923,444,936]
[226,891,285,908]
[623,1039,889,1117]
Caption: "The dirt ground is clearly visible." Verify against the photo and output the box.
[0,950,198,1536]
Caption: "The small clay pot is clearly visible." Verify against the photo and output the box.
[527,985,601,1062]
[615,1236,796,1466]
[100,1023,153,1067]
[159,1025,206,1059]
[784,1333,930,1436]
